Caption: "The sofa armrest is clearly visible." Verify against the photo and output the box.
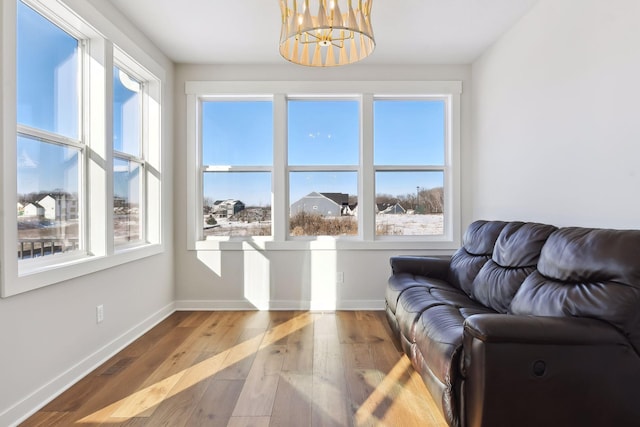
[462,314,640,427]
[464,313,625,345]
[389,255,450,279]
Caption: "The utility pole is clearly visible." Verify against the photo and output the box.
[416,186,420,212]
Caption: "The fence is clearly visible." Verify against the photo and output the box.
[17,238,80,259]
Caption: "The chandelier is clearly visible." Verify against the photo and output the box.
[279,0,375,67]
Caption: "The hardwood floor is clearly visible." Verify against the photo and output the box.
[22,311,448,427]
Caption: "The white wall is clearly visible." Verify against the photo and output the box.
[0,1,174,425]
[174,64,473,310]
[471,0,640,228]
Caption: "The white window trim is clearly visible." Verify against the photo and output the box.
[185,80,462,252]
[0,0,164,298]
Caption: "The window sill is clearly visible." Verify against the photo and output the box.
[2,243,164,298]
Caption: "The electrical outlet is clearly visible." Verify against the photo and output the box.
[96,304,104,323]
[336,272,344,284]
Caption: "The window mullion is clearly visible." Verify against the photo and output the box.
[361,94,375,241]
[273,94,287,241]
[186,94,201,247]
[103,41,115,256]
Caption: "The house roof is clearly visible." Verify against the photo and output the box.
[24,202,43,209]
[214,199,244,206]
[320,193,349,206]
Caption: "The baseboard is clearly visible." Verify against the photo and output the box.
[175,299,261,311]
[175,299,385,311]
[2,302,176,427]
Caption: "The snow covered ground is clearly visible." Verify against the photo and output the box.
[376,213,444,236]
[203,213,444,237]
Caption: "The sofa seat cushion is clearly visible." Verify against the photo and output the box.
[387,273,453,314]
[395,284,494,346]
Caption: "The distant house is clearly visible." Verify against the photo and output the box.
[212,199,245,218]
[19,194,78,220]
[17,202,24,216]
[291,192,350,217]
[23,203,44,218]
[114,196,127,209]
[38,195,57,220]
[377,202,406,215]
[38,194,78,220]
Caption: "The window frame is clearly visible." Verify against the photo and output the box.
[186,81,462,252]
[199,96,274,239]
[15,0,87,267]
[373,95,449,239]
[287,96,360,239]
[1,0,165,298]
[112,56,147,248]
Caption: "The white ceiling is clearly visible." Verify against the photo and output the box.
[107,0,539,65]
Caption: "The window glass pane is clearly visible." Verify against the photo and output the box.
[17,1,79,139]
[113,66,141,156]
[290,172,357,236]
[203,172,272,237]
[375,171,444,236]
[202,101,272,166]
[17,136,80,258]
[374,100,445,165]
[288,100,359,165]
[114,158,142,245]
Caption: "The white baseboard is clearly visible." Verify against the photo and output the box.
[175,299,385,311]
[174,299,261,311]
[2,302,175,427]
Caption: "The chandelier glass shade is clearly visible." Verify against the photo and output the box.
[279,0,375,67]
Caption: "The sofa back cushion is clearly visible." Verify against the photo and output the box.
[472,222,557,313]
[448,220,507,296]
[510,227,640,353]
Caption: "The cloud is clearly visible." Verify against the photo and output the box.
[308,132,333,140]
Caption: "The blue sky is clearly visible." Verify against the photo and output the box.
[113,66,141,157]
[17,1,78,140]
[202,99,445,206]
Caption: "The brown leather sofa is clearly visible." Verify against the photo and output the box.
[385,220,640,427]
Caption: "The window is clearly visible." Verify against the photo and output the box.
[2,0,164,297]
[201,100,273,237]
[374,99,446,236]
[288,99,359,237]
[186,81,461,250]
[113,65,143,246]
[16,1,82,260]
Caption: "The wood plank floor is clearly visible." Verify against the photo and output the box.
[22,311,448,427]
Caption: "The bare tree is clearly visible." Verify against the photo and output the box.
[420,187,444,213]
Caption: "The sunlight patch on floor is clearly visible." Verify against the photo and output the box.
[77,313,314,423]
